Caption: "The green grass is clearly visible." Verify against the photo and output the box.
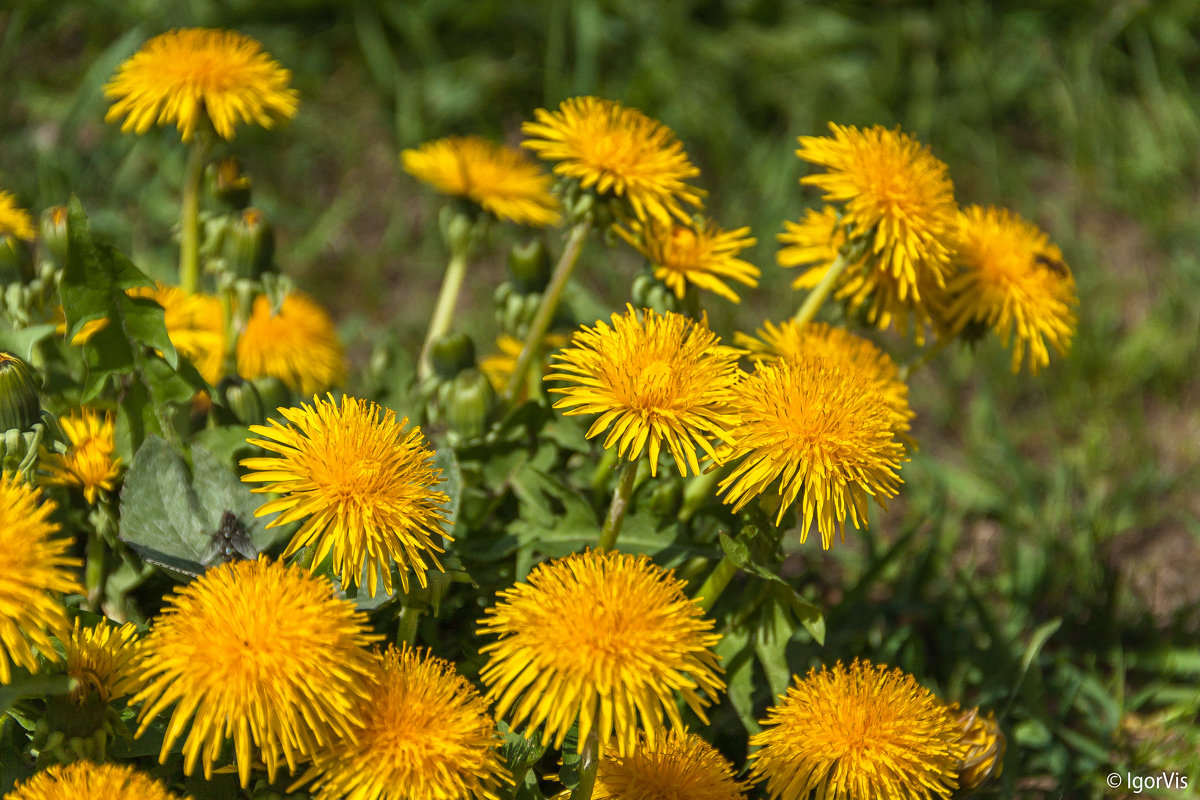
[3,1,1199,797]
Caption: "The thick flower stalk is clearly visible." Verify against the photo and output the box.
[478,550,724,757]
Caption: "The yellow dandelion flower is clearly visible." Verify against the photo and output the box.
[0,191,35,243]
[237,292,347,397]
[478,550,724,757]
[791,125,957,334]
[718,355,907,547]
[945,703,1005,791]
[0,474,80,684]
[750,660,967,800]
[479,332,570,393]
[63,617,143,704]
[402,136,561,227]
[944,205,1078,374]
[298,644,511,800]
[131,557,379,787]
[546,306,742,477]
[104,28,298,142]
[40,408,123,504]
[3,761,189,800]
[618,218,759,303]
[593,729,746,800]
[734,320,911,427]
[240,394,451,597]
[522,96,704,223]
[130,283,225,385]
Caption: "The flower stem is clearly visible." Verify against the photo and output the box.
[396,604,421,646]
[503,218,592,404]
[84,529,107,614]
[677,463,729,523]
[899,336,952,381]
[570,729,600,800]
[418,249,471,381]
[179,136,209,294]
[597,460,637,552]
[791,251,850,326]
[694,552,739,612]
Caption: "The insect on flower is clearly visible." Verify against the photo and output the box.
[202,510,256,566]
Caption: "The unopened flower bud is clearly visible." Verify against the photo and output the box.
[507,239,551,293]
[430,332,476,381]
[251,376,291,417]
[219,376,265,426]
[444,368,496,442]
[223,208,275,280]
[39,205,70,267]
[0,351,40,432]
[951,704,1005,791]
[207,157,252,209]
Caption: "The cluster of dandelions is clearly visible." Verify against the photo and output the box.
[0,20,1075,800]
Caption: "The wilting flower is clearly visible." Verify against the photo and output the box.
[104,28,298,141]
[298,645,511,800]
[63,617,143,705]
[942,205,1078,373]
[479,332,570,393]
[734,320,911,426]
[402,136,560,227]
[522,96,704,223]
[946,703,1005,791]
[0,190,35,243]
[3,761,188,800]
[0,474,80,684]
[131,557,379,786]
[718,355,908,547]
[478,550,724,757]
[785,125,957,336]
[750,660,966,800]
[130,283,225,385]
[592,729,746,800]
[618,218,759,303]
[546,306,742,477]
[241,394,451,596]
[237,292,347,397]
[40,408,123,504]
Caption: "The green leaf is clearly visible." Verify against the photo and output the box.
[0,324,57,363]
[714,626,762,736]
[118,436,287,579]
[0,674,73,717]
[719,531,825,644]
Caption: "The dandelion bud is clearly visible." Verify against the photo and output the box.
[251,375,291,417]
[223,208,275,279]
[219,376,265,426]
[439,206,475,258]
[430,332,476,381]
[443,368,496,443]
[39,205,70,267]
[0,351,40,433]
[507,239,551,293]
[207,157,252,209]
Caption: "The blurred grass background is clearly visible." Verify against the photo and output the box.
[3,1,1199,796]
